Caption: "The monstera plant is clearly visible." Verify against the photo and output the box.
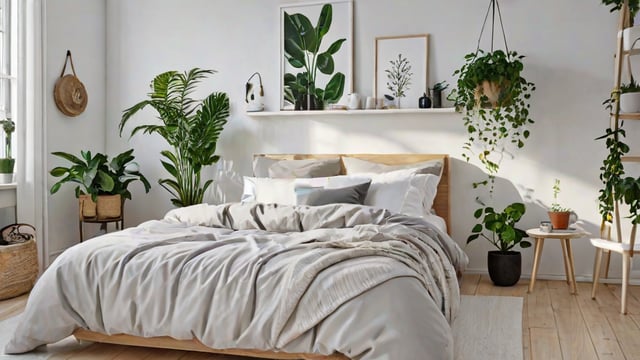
[283,3,346,110]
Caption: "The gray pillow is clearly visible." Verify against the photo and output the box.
[268,158,341,178]
[342,157,443,177]
[296,181,371,206]
[252,157,342,178]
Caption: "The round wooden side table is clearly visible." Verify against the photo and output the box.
[526,227,590,294]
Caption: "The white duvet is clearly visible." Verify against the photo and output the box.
[5,203,467,359]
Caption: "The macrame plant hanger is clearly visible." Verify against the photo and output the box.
[475,0,510,56]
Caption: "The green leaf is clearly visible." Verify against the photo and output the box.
[471,224,483,233]
[467,234,480,243]
[315,4,333,46]
[50,167,68,177]
[322,72,345,104]
[326,38,346,55]
[316,53,335,74]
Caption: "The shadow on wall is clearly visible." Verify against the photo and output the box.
[453,158,602,275]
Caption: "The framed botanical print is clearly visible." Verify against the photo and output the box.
[280,0,353,110]
[375,34,429,109]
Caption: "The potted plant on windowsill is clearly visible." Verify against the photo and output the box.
[0,118,15,184]
[49,149,151,219]
[548,178,574,230]
[467,202,531,286]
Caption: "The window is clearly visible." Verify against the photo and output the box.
[0,0,16,159]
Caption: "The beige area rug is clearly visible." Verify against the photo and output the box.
[453,295,523,360]
[0,295,522,359]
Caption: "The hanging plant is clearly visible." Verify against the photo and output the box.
[448,1,535,189]
[602,0,640,26]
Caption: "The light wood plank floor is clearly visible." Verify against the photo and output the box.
[2,275,639,359]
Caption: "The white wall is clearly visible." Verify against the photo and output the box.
[100,0,630,279]
[44,0,106,263]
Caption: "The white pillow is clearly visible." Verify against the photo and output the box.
[241,177,296,204]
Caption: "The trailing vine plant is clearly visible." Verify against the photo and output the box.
[448,49,535,191]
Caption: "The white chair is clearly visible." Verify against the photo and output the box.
[591,220,638,314]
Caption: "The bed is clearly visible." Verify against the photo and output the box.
[5,154,467,360]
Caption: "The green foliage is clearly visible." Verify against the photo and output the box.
[550,178,572,212]
[601,0,640,25]
[448,50,535,190]
[119,68,229,207]
[0,118,14,159]
[49,149,151,202]
[621,78,640,93]
[283,4,346,108]
[432,81,449,92]
[467,202,531,252]
[385,54,413,99]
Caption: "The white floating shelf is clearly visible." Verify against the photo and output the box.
[246,107,457,117]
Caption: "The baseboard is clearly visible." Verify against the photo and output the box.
[464,268,640,286]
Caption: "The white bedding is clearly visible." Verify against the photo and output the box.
[6,203,467,359]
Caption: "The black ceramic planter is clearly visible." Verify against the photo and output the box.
[487,251,521,286]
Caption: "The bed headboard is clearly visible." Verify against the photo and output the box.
[254,154,451,233]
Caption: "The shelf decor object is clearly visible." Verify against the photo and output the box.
[245,72,264,112]
[375,34,429,109]
[280,0,353,111]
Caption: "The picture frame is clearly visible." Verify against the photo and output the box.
[375,34,429,109]
[280,0,353,111]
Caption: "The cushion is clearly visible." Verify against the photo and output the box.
[296,181,371,206]
[342,157,443,177]
[241,177,296,204]
[252,157,341,178]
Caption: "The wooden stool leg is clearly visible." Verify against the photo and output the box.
[565,239,577,294]
[79,220,84,242]
[529,237,544,293]
[561,239,573,293]
[622,253,630,314]
[603,250,612,279]
[592,248,603,299]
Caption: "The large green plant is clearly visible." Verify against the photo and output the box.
[467,202,531,252]
[119,68,229,207]
[50,149,151,202]
[449,50,535,187]
[283,3,346,110]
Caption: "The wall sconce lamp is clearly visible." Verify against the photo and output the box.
[245,72,264,112]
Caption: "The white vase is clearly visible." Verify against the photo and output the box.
[623,26,640,51]
[620,92,640,113]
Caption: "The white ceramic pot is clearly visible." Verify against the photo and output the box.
[620,92,640,113]
[623,26,640,51]
[0,173,13,184]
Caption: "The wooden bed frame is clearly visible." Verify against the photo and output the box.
[73,153,451,360]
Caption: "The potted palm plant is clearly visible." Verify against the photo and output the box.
[283,3,346,110]
[467,202,531,286]
[0,118,15,183]
[119,68,229,207]
[50,149,151,219]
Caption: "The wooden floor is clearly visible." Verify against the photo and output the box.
[2,275,640,359]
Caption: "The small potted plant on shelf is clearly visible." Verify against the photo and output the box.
[619,78,640,113]
[467,202,531,286]
[49,149,151,219]
[0,118,15,184]
[601,0,640,50]
[548,179,573,230]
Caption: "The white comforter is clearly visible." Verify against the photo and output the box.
[5,203,467,359]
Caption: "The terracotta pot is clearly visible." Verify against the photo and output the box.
[79,194,122,219]
[548,211,571,230]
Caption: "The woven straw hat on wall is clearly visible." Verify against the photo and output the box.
[53,50,88,117]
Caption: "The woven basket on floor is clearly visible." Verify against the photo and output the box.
[0,237,38,300]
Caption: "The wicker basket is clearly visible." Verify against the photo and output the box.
[0,238,38,300]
